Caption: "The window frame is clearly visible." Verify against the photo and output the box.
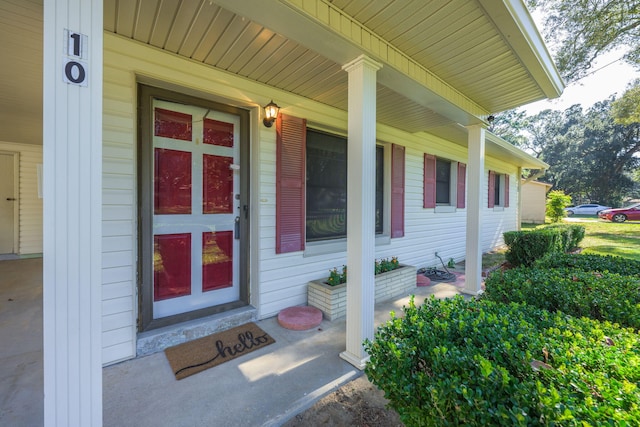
[424,153,465,212]
[488,170,510,210]
[304,128,392,251]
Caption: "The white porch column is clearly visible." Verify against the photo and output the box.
[43,1,103,426]
[517,166,523,231]
[464,125,485,295]
[340,55,382,369]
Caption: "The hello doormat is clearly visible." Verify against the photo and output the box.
[164,323,275,380]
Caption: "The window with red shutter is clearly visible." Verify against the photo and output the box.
[504,174,510,208]
[423,154,436,208]
[488,170,496,208]
[457,163,466,208]
[276,114,306,253]
[391,144,405,238]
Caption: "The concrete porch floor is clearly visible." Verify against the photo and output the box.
[0,258,470,426]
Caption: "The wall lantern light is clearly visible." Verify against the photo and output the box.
[263,100,280,128]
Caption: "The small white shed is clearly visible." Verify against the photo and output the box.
[521,180,552,224]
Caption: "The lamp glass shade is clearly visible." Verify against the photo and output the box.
[264,101,279,121]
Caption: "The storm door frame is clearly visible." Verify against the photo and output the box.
[137,84,251,331]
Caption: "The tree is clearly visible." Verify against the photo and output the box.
[546,190,572,222]
[494,100,640,206]
[488,109,529,147]
[612,79,640,125]
[527,0,640,83]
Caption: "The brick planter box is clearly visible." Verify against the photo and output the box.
[307,264,417,321]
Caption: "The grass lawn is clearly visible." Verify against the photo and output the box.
[564,215,640,261]
[482,216,640,267]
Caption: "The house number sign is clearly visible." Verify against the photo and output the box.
[63,29,88,86]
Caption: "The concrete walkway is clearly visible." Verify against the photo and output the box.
[0,258,468,426]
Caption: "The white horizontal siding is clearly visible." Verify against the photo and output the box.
[481,161,519,251]
[257,121,521,319]
[257,124,477,319]
[102,39,137,365]
[0,141,43,254]
[99,33,524,362]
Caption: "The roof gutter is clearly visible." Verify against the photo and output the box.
[478,0,565,102]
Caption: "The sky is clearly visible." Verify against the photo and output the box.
[521,50,639,116]
[520,12,639,116]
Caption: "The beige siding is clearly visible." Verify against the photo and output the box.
[102,33,525,362]
[0,141,43,255]
[521,181,550,223]
[102,39,137,365]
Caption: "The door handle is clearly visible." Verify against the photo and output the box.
[234,217,240,239]
[6,198,16,201]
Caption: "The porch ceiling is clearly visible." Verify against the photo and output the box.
[1,0,562,164]
[103,0,562,133]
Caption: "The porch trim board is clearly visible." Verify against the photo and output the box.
[43,0,103,425]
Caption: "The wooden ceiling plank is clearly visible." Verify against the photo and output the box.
[178,2,223,58]
[240,33,291,79]
[115,0,138,39]
[203,14,250,67]
[133,0,160,43]
[220,24,268,72]
[163,0,203,53]
[190,7,234,62]
[148,0,181,49]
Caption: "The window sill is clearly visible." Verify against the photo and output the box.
[303,234,390,257]
[492,206,505,212]
[435,206,456,214]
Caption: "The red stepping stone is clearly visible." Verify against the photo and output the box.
[278,306,323,331]
[416,274,431,287]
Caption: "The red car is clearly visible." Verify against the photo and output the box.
[598,203,640,223]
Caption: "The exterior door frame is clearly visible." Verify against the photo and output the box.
[0,151,19,254]
[137,84,251,331]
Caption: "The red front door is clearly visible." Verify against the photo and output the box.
[151,99,241,319]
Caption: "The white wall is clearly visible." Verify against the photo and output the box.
[0,141,43,255]
[102,33,522,363]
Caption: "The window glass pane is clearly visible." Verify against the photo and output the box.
[436,159,450,204]
[494,173,501,205]
[306,131,347,241]
[305,132,384,241]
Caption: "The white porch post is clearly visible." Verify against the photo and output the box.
[340,55,382,369]
[517,166,522,231]
[464,125,485,295]
[43,0,103,426]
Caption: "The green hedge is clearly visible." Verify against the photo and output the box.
[503,224,585,267]
[365,296,640,426]
[483,266,640,329]
[535,253,640,277]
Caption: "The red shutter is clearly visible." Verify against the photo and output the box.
[391,144,405,238]
[276,114,306,253]
[423,154,436,208]
[504,174,510,207]
[488,170,495,208]
[456,162,466,208]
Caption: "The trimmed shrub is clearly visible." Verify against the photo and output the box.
[535,253,640,277]
[483,266,640,329]
[503,224,585,267]
[503,229,562,267]
[543,223,585,251]
[365,296,640,426]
